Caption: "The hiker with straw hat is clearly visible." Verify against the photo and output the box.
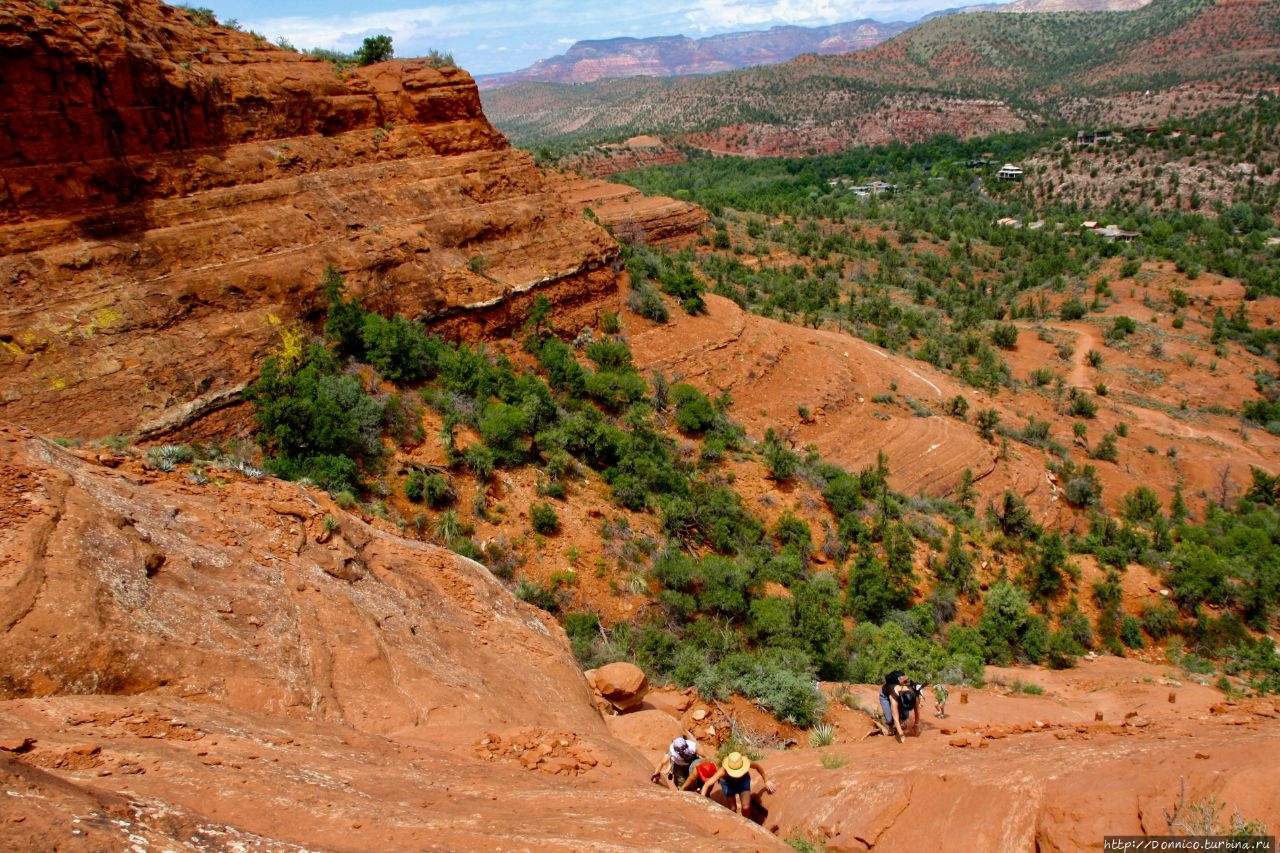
[700,751,775,815]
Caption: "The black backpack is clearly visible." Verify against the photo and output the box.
[898,686,918,711]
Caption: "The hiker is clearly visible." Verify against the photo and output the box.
[933,684,949,718]
[880,671,921,742]
[680,756,720,794]
[651,735,698,789]
[701,751,774,814]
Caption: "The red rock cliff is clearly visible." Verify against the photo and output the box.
[0,0,620,440]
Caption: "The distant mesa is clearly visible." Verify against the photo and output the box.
[476,0,1154,90]
[481,0,1265,158]
[476,20,913,89]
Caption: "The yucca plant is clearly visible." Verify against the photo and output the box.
[146,444,195,472]
[808,722,836,748]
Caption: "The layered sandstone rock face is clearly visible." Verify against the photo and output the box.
[554,172,710,244]
[0,0,619,440]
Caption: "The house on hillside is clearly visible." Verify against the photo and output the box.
[997,163,1023,181]
[830,177,897,196]
[1091,224,1139,242]
[1075,130,1115,146]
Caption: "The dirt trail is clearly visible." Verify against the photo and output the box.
[1069,328,1098,389]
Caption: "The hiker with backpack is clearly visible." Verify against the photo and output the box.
[651,735,699,789]
[880,671,922,743]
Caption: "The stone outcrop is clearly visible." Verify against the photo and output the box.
[0,421,782,850]
[0,0,619,440]
[554,173,709,245]
[587,661,650,713]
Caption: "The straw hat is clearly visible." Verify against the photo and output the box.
[723,752,750,778]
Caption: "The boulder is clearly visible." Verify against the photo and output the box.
[604,709,684,760]
[587,662,649,713]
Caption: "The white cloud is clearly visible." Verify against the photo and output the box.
[679,0,942,32]
[681,0,852,32]
[230,0,952,75]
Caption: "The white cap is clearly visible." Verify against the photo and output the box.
[668,736,697,764]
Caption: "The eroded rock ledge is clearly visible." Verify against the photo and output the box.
[0,0,620,439]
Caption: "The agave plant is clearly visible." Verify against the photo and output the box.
[808,722,836,748]
[146,444,195,472]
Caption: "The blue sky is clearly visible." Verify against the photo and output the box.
[199,0,963,76]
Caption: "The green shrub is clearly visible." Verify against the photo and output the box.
[1090,433,1119,463]
[405,471,454,507]
[463,444,496,483]
[723,652,826,727]
[846,552,907,623]
[1106,315,1138,342]
[1120,614,1145,648]
[1168,543,1234,609]
[1045,628,1082,669]
[847,620,980,687]
[361,313,443,384]
[478,401,532,465]
[515,578,560,612]
[822,470,863,516]
[270,453,362,494]
[627,280,670,322]
[355,34,393,65]
[530,501,560,534]
[536,337,587,396]
[247,346,384,492]
[1059,299,1087,321]
[585,370,648,411]
[178,5,216,26]
[761,429,799,481]
[978,582,1031,665]
[748,596,797,645]
[987,490,1040,540]
[697,555,750,618]
[585,339,634,372]
[1059,608,1095,651]
[1020,615,1049,664]
[938,528,977,595]
[1068,392,1098,419]
[1064,465,1103,509]
[1121,486,1162,523]
[772,512,813,557]
[671,383,716,433]
[990,322,1019,349]
[1026,532,1068,601]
